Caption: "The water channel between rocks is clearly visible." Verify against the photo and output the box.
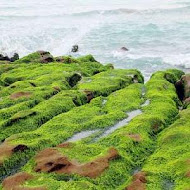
[66,98,150,143]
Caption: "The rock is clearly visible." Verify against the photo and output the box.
[55,56,77,64]
[34,147,119,178]
[83,90,94,103]
[67,73,82,87]
[53,86,61,92]
[2,172,46,190]
[0,53,10,61]
[126,171,147,190]
[185,97,190,105]
[0,142,28,165]
[55,56,65,63]
[175,74,190,101]
[10,53,19,62]
[175,79,185,101]
[182,75,190,99]
[0,53,19,62]
[15,51,54,64]
[71,45,79,53]
[56,142,73,148]
[37,50,54,63]
[127,134,142,142]
[121,47,129,51]
[12,144,28,152]
[10,91,32,100]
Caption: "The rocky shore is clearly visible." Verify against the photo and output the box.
[0,51,190,190]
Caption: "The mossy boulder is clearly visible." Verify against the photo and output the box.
[14,51,54,64]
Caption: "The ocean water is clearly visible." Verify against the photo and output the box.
[0,0,190,79]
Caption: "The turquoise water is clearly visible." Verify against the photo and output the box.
[0,0,190,79]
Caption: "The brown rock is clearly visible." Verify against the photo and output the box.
[186,171,190,178]
[56,142,73,148]
[0,142,28,165]
[126,172,147,190]
[83,90,94,103]
[176,75,190,101]
[10,92,32,100]
[2,172,46,190]
[127,134,142,142]
[183,75,190,98]
[34,147,119,178]
[152,123,161,133]
[37,50,54,63]
[184,97,190,107]
[53,86,61,92]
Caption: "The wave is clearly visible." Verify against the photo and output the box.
[1,5,190,19]
[111,50,190,69]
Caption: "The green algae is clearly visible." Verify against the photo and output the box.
[1,69,184,190]
[0,52,188,190]
[142,107,190,190]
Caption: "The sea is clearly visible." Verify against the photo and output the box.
[0,0,190,79]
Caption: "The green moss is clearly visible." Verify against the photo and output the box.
[19,69,181,190]
[0,55,186,190]
[78,69,143,96]
[14,52,43,64]
[143,107,190,190]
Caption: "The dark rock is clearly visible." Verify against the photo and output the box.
[71,45,79,53]
[83,90,94,103]
[121,47,129,51]
[10,53,19,62]
[175,80,184,101]
[0,53,19,62]
[67,73,82,87]
[175,74,190,101]
[0,54,10,61]
[12,144,28,153]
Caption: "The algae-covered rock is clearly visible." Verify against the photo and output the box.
[15,51,54,64]
[0,52,188,190]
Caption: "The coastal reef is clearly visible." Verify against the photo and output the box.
[0,51,189,190]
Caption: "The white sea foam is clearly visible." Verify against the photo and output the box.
[0,0,190,72]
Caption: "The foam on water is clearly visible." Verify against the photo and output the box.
[0,0,190,76]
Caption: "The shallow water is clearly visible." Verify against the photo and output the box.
[66,129,99,142]
[94,97,150,140]
[0,0,190,79]
[98,109,142,139]
[141,99,150,107]
[163,179,175,190]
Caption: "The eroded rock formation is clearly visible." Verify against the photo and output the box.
[34,147,119,178]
